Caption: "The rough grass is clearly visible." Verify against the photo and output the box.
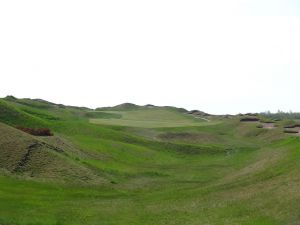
[0,122,106,184]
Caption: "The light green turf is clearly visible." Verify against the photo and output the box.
[90,108,217,128]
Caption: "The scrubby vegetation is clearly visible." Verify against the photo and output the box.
[16,126,53,136]
[240,117,260,122]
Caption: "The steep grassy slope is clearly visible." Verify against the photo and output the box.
[0,122,105,184]
[0,99,47,127]
[0,97,300,225]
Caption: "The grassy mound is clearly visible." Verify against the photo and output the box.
[0,122,105,184]
[96,103,141,111]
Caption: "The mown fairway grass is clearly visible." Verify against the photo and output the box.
[90,108,217,128]
[1,98,300,225]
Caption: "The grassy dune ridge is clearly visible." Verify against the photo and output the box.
[0,97,299,225]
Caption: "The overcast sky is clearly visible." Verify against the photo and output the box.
[0,0,299,114]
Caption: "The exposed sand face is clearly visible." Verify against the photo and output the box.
[292,127,300,136]
[284,127,300,136]
[261,123,276,129]
[240,120,300,137]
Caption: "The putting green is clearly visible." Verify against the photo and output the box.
[90,108,216,128]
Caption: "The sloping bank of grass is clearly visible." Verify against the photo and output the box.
[2,137,300,225]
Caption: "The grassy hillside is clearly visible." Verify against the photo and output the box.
[0,97,300,225]
[0,122,106,184]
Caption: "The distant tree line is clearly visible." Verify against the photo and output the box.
[260,110,300,120]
